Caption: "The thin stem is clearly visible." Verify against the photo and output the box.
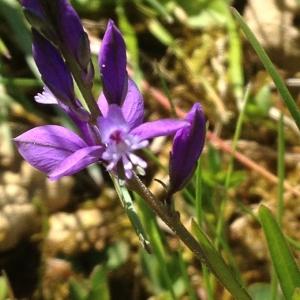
[195,156,202,225]
[60,46,101,125]
[178,247,198,300]
[127,173,214,270]
[135,193,176,299]
[215,84,251,249]
[277,112,285,225]
[127,173,252,300]
[195,157,214,299]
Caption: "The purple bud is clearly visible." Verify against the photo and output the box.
[99,20,127,106]
[32,29,76,108]
[81,62,95,87]
[22,1,57,42]
[22,0,91,68]
[23,8,46,31]
[167,103,206,200]
[57,0,90,65]
[77,32,92,70]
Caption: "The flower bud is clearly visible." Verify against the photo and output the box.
[167,103,206,202]
[77,32,92,70]
[32,29,76,109]
[99,20,127,106]
[22,0,91,69]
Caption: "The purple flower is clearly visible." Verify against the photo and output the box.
[13,125,104,181]
[97,101,186,180]
[166,103,206,200]
[98,105,149,179]
[21,0,54,41]
[22,0,91,70]
[32,29,91,122]
[14,86,186,181]
[32,30,74,108]
[14,18,188,182]
[99,20,127,106]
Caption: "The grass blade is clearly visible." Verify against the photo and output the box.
[259,205,300,299]
[191,219,252,300]
[231,8,300,131]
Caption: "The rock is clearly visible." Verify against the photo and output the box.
[0,184,28,207]
[0,204,40,252]
[43,176,75,213]
[19,161,74,213]
[244,0,300,73]
[46,208,108,255]
[42,258,75,300]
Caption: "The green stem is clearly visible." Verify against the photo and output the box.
[128,174,214,269]
[60,46,101,125]
[215,84,251,249]
[277,113,285,225]
[195,158,214,299]
[127,173,252,300]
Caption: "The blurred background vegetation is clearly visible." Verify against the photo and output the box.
[1,0,300,299]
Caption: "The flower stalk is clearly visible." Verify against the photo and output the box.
[58,44,102,124]
[128,173,252,300]
[128,173,213,268]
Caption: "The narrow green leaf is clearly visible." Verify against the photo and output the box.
[248,283,283,300]
[277,113,285,225]
[144,0,173,22]
[106,241,129,270]
[111,175,152,253]
[178,248,198,300]
[259,205,300,299]
[0,0,39,78]
[231,8,300,131]
[69,277,89,300]
[286,236,300,251]
[135,193,177,299]
[148,19,176,47]
[225,3,244,109]
[116,2,143,86]
[87,265,109,300]
[0,38,9,58]
[140,251,162,293]
[293,288,300,300]
[191,219,252,300]
[0,277,8,300]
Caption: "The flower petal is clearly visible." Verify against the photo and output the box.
[21,0,44,17]
[121,78,144,130]
[168,103,206,196]
[99,20,127,105]
[34,87,94,145]
[105,104,128,127]
[57,0,89,68]
[23,0,89,68]
[35,86,58,104]
[130,119,189,141]
[48,146,104,181]
[32,29,75,107]
[97,92,108,116]
[13,125,87,173]
[97,78,144,130]
[97,104,129,142]
[21,0,55,40]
